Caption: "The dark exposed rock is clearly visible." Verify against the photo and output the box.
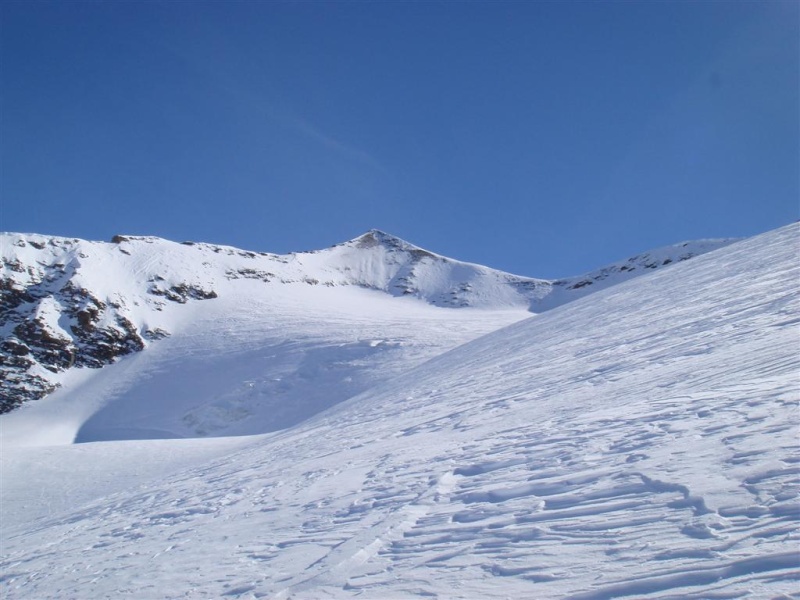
[143,328,170,340]
[70,312,144,369]
[569,280,593,290]
[1,278,37,313]
[13,318,75,372]
[149,282,218,303]
[111,235,156,244]
[225,268,275,282]
[0,373,58,414]
[2,338,30,357]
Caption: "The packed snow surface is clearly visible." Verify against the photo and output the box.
[1,224,798,599]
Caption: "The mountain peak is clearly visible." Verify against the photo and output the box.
[348,229,418,251]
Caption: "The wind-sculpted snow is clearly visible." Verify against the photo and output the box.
[1,224,797,599]
[0,229,733,414]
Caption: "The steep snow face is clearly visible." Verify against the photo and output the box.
[1,224,796,600]
[0,229,734,415]
[294,230,553,308]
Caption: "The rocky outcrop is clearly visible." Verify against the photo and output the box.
[0,273,147,412]
[0,239,217,414]
[148,279,218,304]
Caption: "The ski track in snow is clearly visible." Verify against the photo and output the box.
[1,224,798,599]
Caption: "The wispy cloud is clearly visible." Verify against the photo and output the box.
[161,38,389,176]
[276,110,389,174]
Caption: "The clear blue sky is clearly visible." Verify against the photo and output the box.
[2,1,797,278]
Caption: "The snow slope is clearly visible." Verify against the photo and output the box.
[1,285,527,446]
[1,224,797,599]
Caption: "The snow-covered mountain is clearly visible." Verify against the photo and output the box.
[2,224,797,599]
[1,229,732,415]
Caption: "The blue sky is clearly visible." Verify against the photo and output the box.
[2,1,797,278]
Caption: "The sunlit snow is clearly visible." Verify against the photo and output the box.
[1,224,797,599]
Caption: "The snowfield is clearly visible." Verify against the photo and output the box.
[1,224,798,599]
